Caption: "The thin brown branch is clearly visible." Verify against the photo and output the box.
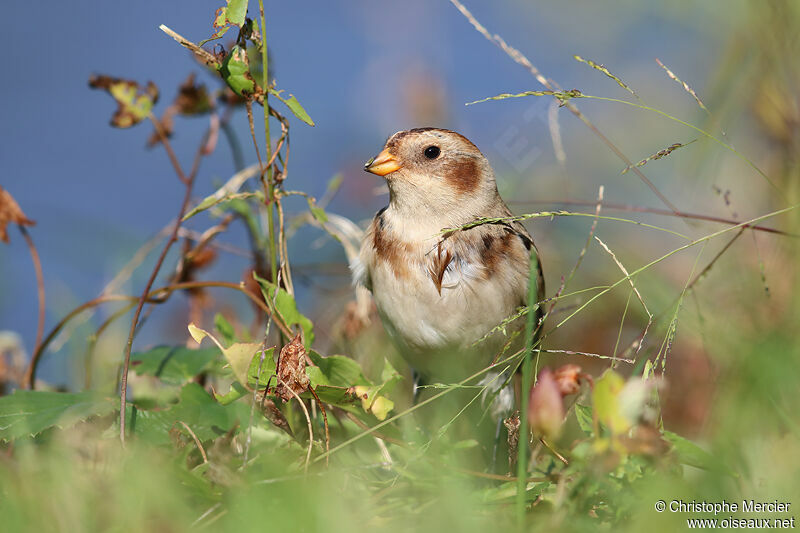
[509,199,795,237]
[687,228,746,291]
[119,147,202,446]
[149,115,190,185]
[19,227,45,389]
[25,280,283,388]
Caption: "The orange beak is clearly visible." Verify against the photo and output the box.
[364,149,402,176]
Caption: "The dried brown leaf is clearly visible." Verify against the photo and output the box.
[553,364,583,397]
[274,333,309,401]
[88,75,159,128]
[0,186,35,244]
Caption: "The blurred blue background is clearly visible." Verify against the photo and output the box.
[1,1,747,385]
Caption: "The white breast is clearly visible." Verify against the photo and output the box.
[354,215,528,379]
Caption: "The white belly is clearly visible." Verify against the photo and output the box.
[369,256,522,379]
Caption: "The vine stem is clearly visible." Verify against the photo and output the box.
[20,226,45,389]
[25,279,292,388]
[258,0,278,285]
[118,115,210,446]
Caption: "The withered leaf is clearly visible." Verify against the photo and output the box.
[274,333,310,402]
[89,75,159,128]
[504,411,520,472]
[253,392,294,436]
[0,186,35,244]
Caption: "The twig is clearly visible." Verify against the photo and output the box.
[159,25,219,68]
[508,198,795,237]
[19,227,45,389]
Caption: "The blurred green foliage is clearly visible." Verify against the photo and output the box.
[2,0,799,531]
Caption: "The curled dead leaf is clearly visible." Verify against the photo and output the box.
[504,411,520,472]
[0,186,35,244]
[274,333,309,401]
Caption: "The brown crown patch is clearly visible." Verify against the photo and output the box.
[384,128,480,154]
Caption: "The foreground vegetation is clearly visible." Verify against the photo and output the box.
[1,1,798,531]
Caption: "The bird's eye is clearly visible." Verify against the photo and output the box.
[424,145,441,159]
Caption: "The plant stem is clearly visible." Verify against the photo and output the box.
[118,115,211,446]
[258,0,278,285]
[20,227,45,390]
[516,247,540,527]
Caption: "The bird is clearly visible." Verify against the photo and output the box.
[352,128,545,405]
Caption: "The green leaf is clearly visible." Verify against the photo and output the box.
[574,403,594,436]
[189,324,262,385]
[0,390,118,441]
[220,45,255,96]
[253,273,315,344]
[182,191,263,221]
[131,346,219,385]
[246,347,277,387]
[268,88,315,126]
[222,0,248,27]
[305,385,360,409]
[201,0,249,46]
[131,383,242,445]
[307,351,368,387]
[215,382,249,405]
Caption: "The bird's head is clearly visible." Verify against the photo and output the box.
[364,128,499,219]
